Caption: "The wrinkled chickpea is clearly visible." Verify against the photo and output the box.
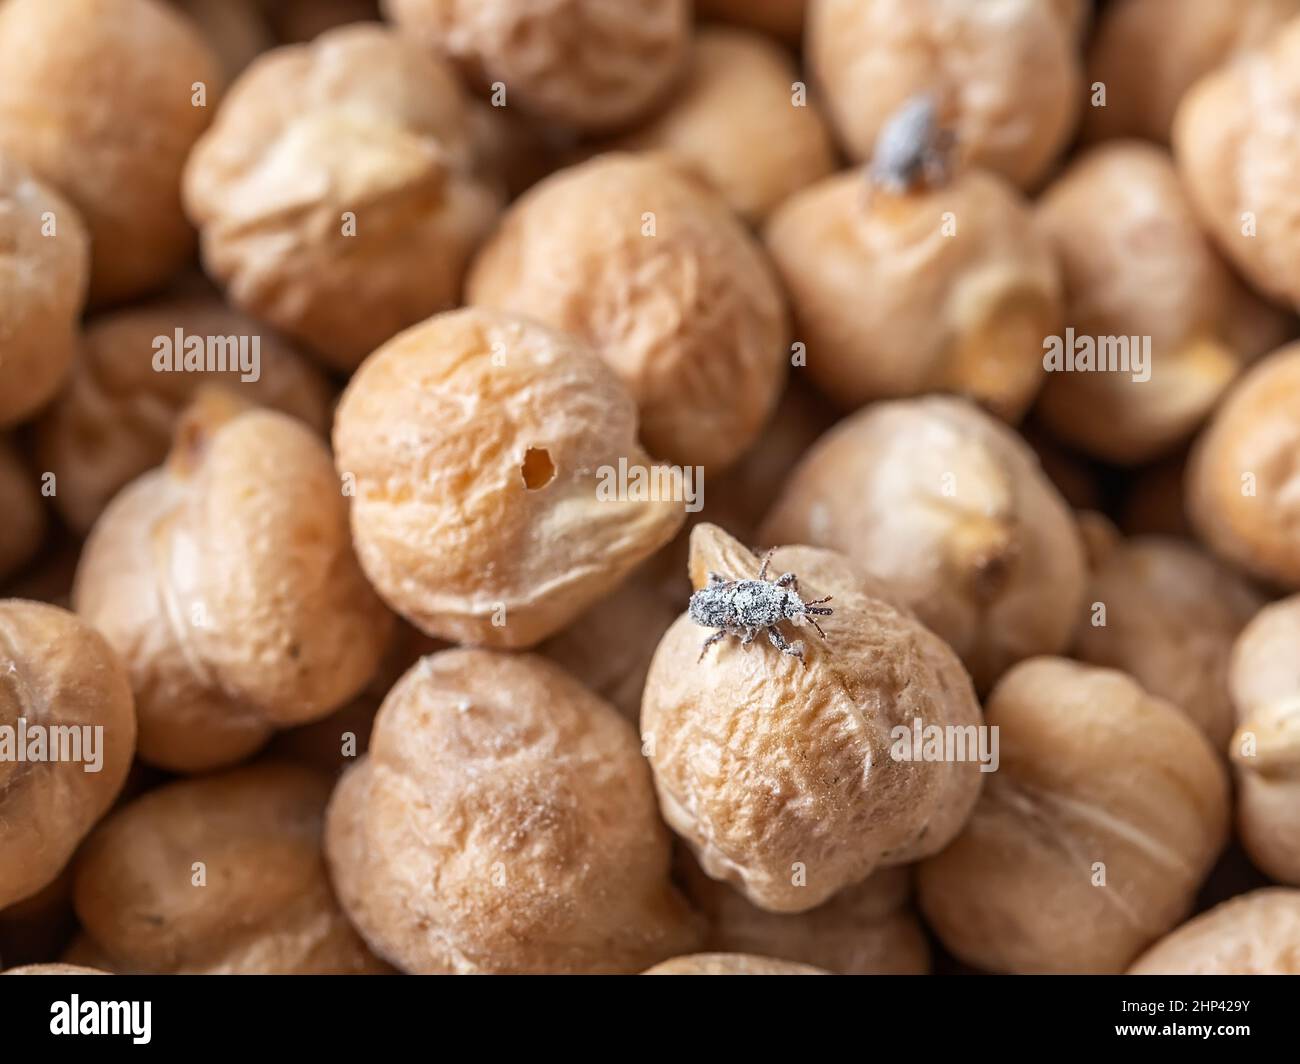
[325,648,702,974]
[468,153,789,472]
[643,953,828,975]
[761,397,1086,693]
[643,524,983,913]
[0,441,45,585]
[1174,19,1300,311]
[75,391,392,772]
[1227,598,1300,885]
[0,154,89,429]
[918,658,1230,974]
[678,851,929,975]
[72,762,389,974]
[807,0,1081,188]
[1129,889,1300,975]
[1085,0,1300,144]
[37,295,332,535]
[183,24,502,371]
[765,118,1060,420]
[610,28,836,224]
[0,0,221,306]
[1035,142,1289,465]
[1187,343,1300,588]
[382,0,690,133]
[0,601,136,910]
[1072,515,1264,748]
[695,0,805,42]
[335,307,685,648]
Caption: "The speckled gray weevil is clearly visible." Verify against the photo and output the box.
[869,93,954,194]
[688,549,833,663]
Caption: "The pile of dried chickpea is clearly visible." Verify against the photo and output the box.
[6,0,1300,978]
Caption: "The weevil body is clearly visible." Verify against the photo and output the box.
[688,549,833,662]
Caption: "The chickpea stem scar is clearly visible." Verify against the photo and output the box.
[688,547,833,662]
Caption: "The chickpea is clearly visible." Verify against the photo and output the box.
[917,658,1230,974]
[183,24,502,371]
[1035,142,1287,465]
[643,953,828,975]
[74,391,392,772]
[36,295,332,535]
[1129,889,1300,974]
[1228,597,1300,884]
[0,601,136,910]
[335,308,685,647]
[1072,517,1265,748]
[71,762,389,974]
[170,0,273,77]
[695,0,804,42]
[324,648,702,974]
[643,524,984,913]
[678,852,929,975]
[764,144,1060,421]
[381,0,690,133]
[468,153,789,472]
[806,0,1081,189]
[761,397,1086,693]
[0,0,222,306]
[0,154,90,429]
[610,28,837,224]
[1186,343,1300,588]
[1174,18,1300,311]
[3,964,107,976]
[1087,0,1300,145]
[0,440,45,585]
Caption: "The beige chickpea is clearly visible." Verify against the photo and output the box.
[0,154,90,428]
[611,28,837,224]
[1088,0,1300,144]
[325,648,702,974]
[1035,142,1288,464]
[696,0,804,42]
[1227,597,1300,884]
[37,296,332,535]
[0,440,45,585]
[1129,889,1300,974]
[333,307,684,648]
[1072,517,1265,748]
[1174,19,1300,311]
[468,153,789,472]
[806,0,1081,189]
[74,391,392,772]
[382,0,690,133]
[644,953,828,975]
[761,397,1086,693]
[72,762,389,974]
[918,658,1230,975]
[765,158,1060,421]
[643,524,984,914]
[0,600,136,910]
[1187,343,1300,588]
[678,853,929,975]
[0,0,221,306]
[183,24,502,371]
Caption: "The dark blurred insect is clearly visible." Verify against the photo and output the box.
[688,549,833,663]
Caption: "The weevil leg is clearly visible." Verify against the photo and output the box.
[707,571,726,585]
[776,572,798,590]
[697,629,727,662]
[768,626,805,662]
[756,548,776,582]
